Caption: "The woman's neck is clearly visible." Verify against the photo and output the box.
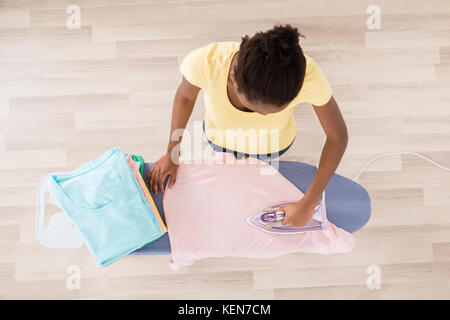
[227,52,253,112]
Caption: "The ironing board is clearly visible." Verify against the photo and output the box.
[131,161,371,255]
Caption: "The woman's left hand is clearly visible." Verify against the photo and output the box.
[278,198,317,227]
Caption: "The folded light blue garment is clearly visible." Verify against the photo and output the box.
[47,147,165,267]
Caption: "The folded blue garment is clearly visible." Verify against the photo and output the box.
[47,147,165,267]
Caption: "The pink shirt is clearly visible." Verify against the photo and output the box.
[163,153,355,270]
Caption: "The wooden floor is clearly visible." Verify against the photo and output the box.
[1,0,450,299]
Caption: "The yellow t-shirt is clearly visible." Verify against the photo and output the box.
[180,41,333,154]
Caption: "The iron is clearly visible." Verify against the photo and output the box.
[246,191,327,234]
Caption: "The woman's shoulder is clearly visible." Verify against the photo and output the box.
[302,52,317,77]
[292,52,333,106]
[196,41,239,54]
[205,41,240,60]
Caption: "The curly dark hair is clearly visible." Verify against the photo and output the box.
[233,23,306,107]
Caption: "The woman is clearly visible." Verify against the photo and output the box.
[147,24,349,228]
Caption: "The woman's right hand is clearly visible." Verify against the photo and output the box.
[146,152,179,196]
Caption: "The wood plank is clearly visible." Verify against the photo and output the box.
[0,149,66,170]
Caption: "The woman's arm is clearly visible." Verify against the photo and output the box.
[147,76,201,196]
[280,96,348,227]
[302,95,349,206]
[165,76,201,158]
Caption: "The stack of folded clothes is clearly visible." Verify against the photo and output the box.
[47,147,167,267]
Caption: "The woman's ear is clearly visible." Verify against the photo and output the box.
[229,70,235,83]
